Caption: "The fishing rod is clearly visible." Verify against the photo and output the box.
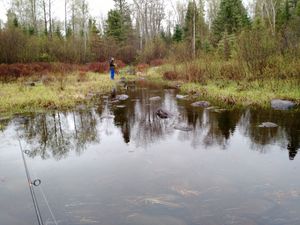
[18,138,44,225]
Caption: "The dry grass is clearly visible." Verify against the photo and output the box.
[0,72,116,115]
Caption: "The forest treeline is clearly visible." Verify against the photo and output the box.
[0,0,300,74]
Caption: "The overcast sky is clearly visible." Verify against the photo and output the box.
[0,0,126,23]
[0,0,252,23]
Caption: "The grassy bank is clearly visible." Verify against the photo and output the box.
[146,67,300,108]
[0,72,116,115]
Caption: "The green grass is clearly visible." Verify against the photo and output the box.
[146,67,300,108]
[0,72,118,115]
[179,79,300,107]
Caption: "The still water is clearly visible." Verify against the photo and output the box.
[0,81,300,225]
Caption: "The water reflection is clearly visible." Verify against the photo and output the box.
[1,83,299,160]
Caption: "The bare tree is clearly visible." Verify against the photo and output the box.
[207,0,220,29]
[133,0,165,45]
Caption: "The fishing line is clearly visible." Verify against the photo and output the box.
[17,132,44,225]
[18,132,59,225]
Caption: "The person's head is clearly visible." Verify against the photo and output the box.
[111,57,114,62]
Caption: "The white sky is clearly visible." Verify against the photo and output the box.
[0,0,117,23]
[0,0,252,24]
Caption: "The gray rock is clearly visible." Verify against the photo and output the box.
[174,125,193,132]
[271,99,296,110]
[116,105,126,108]
[0,116,10,122]
[110,100,120,104]
[258,122,278,128]
[176,95,188,100]
[25,82,36,87]
[116,94,129,101]
[191,101,210,108]
[156,109,172,119]
[101,115,115,119]
[149,96,161,101]
[76,104,86,111]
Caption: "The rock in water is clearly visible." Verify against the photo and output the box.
[191,101,210,108]
[176,95,188,100]
[174,125,192,132]
[271,99,296,110]
[116,94,129,101]
[258,122,278,128]
[156,109,172,119]
[149,96,161,101]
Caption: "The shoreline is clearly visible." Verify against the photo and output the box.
[0,71,299,117]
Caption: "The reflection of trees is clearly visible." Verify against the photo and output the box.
[11,85,300,161]
[16,110,99,160]
[240,109,300,160]
[130,88,175,147]
[0,118,10,132]
[177,106,242,149]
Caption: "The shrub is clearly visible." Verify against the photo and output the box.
[220,62,244,80]
[163,71,178,80]
[136,64,149,72]
[150,59,164,67]
[237,28,278,77]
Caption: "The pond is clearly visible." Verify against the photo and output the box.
[0,81,300,225]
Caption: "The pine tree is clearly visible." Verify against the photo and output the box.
[212,0,250,43]
[173,24,183,42]
[105,10,123,41]
[105,0,133,42]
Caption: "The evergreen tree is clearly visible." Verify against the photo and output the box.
[105,9,123,41]
[106,0,132,42]
[212,0,250,43]
[173,24,183,42]
[184,1,208,50]
[184,1,197,41]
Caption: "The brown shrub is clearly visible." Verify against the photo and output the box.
[84,60,126,73]
[77,72,88,82]
[0,60,126,81]
[136,64,149,72]
[186,63,207,83]
[163,71,179,80]
[150,59,164,67]
[220,63,244,80]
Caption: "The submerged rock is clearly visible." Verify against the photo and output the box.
[271,99,296,110]
[176,95,188,100]
[100,115,115,119]
[76,104,86,111]
[212,108,227,113]
[191,101,210,108]
[149,96,161,101]
[116,105,126,108]
[156,109,172,119]
[258,122,278,128]
[116,94,129,101]
[110,100,120,104]
[174,125,193,132]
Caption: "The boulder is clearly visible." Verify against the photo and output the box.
[116,94,129,101]
[191,101,210,108]
[149,96,161,101]
[176,95,188,100]
[101,115,115,119]
[271,99,296,110]
[156,109,172,119]
[174,125,193,132]
[116,105,126,108]
[258,122,278,128]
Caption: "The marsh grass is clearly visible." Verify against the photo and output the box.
[0,72,116,115]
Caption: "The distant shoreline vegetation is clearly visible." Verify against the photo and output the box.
[0,0,300,114]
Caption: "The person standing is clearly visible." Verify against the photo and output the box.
[109,57,116,80]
